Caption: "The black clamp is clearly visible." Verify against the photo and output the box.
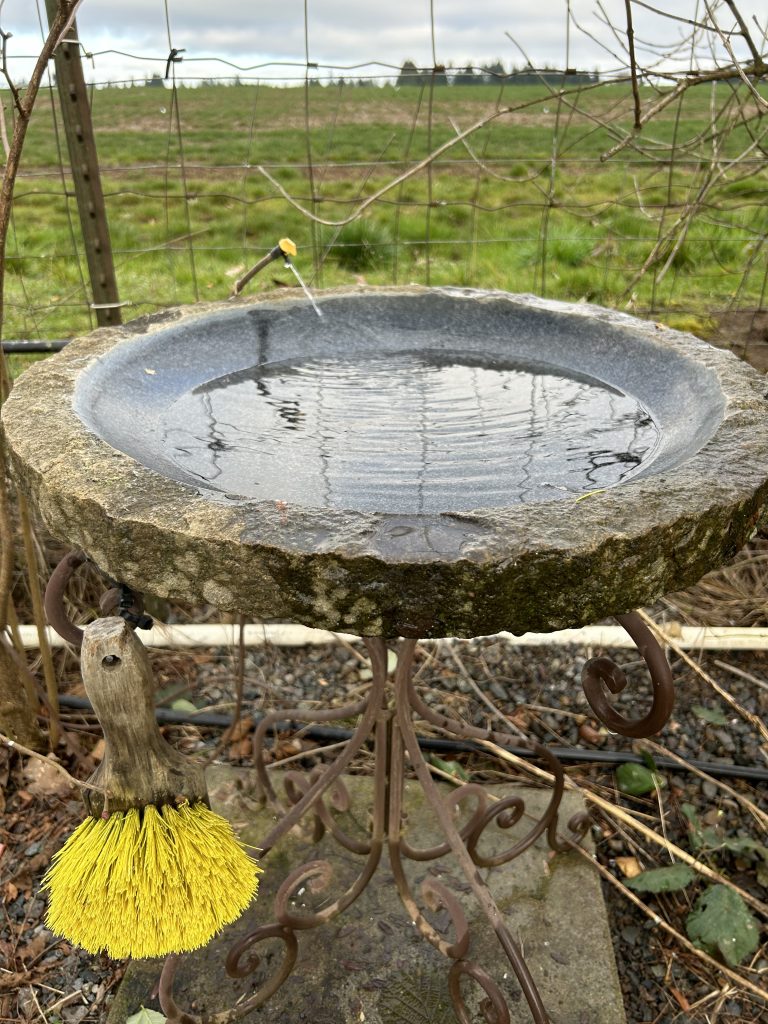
[44,551,153,647]
[116,582,154,632]
[165,47,186,79]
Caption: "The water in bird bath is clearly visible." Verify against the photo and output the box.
[160,350,660,513]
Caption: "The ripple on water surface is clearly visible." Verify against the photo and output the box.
[160,352,661,513]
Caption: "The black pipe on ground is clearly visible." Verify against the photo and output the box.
[57,693,768,783]
[2,340,69,353]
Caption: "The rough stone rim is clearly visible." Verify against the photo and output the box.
[3,286,768,635]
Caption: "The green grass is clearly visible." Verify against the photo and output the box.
[3,79,768,341]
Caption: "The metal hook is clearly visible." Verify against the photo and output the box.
[44,550,153,646]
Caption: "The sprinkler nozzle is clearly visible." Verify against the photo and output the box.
[230,237,299,298]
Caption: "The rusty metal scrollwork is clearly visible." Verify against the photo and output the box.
[400,653,577,864]
[389,639,553,1024]
[159,926,300,1024]
[387,859,472,960]
[282,768,373,854]
[449,960,511,1024]
[158,619,653,1024]
[159,955,203,1024]
[398,781,489,861]
[273,841,383,930]
[224,923,298,1004]
[581,611,674,737]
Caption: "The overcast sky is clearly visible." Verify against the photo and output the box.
[0,1,765,84]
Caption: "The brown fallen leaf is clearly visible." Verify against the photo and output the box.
[11,852,49,894]
[578,720,606,745]
[23,758,73,798]
[669,986,691,1012]
[0,973,28,992]
[227,716,253,743]
[228,737,252,760]
[507,708,530,730]
[19,931,47,964]
[615,856,643,879]
[9,866,35,893]
[272,737,304,761]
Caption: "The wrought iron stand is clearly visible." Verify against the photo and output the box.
[45,555,675,1024]
[158,621,673,1024]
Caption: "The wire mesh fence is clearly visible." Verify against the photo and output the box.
[1,1,767,360]
[1,11,767,1022]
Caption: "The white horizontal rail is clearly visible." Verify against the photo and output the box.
[12,622,768,651]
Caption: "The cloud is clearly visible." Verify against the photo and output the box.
[1,0,764,82]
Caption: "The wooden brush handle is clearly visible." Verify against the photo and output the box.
[80,617,206,816]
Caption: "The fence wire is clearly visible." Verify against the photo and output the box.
[1,1,767,364]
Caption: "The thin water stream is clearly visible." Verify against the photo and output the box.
[286,262,323,317]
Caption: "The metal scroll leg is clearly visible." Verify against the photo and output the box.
[386,638,551,1024]
[581,611,675,738]
[159,635,591,1024]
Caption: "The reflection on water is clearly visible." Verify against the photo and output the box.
[160,352,660,513]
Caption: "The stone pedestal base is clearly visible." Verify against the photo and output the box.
[109,768,626,1024]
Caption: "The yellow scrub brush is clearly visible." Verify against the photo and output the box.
[41,617,261,959]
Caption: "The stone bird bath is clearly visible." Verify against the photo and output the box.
[4,287,768,1023]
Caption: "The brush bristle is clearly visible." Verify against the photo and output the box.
[41,802,261,959]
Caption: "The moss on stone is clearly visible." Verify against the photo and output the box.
[3,287,768,637]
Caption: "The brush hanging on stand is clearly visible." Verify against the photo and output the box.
[42,617,261,959]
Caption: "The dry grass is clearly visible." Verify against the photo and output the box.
[664,538,768,627]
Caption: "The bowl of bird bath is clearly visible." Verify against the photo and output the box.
[3,286,768,638]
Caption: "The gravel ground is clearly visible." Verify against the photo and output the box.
[2,632,767,1023]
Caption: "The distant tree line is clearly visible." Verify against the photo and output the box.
[83,62,600,91]
[396,60,599,86]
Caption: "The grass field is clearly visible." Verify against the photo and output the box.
[4,79,768,344]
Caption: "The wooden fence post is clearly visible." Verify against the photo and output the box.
[44,0,121,327]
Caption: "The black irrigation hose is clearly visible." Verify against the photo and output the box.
[57,694,768,784]
[2,340,69,353]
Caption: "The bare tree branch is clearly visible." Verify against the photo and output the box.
[624,0,642,129]
[0,731,104,794]
[704,0,768,110]
[630,0,733,35]
[255,79,606,228]
[723,0,764,64]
